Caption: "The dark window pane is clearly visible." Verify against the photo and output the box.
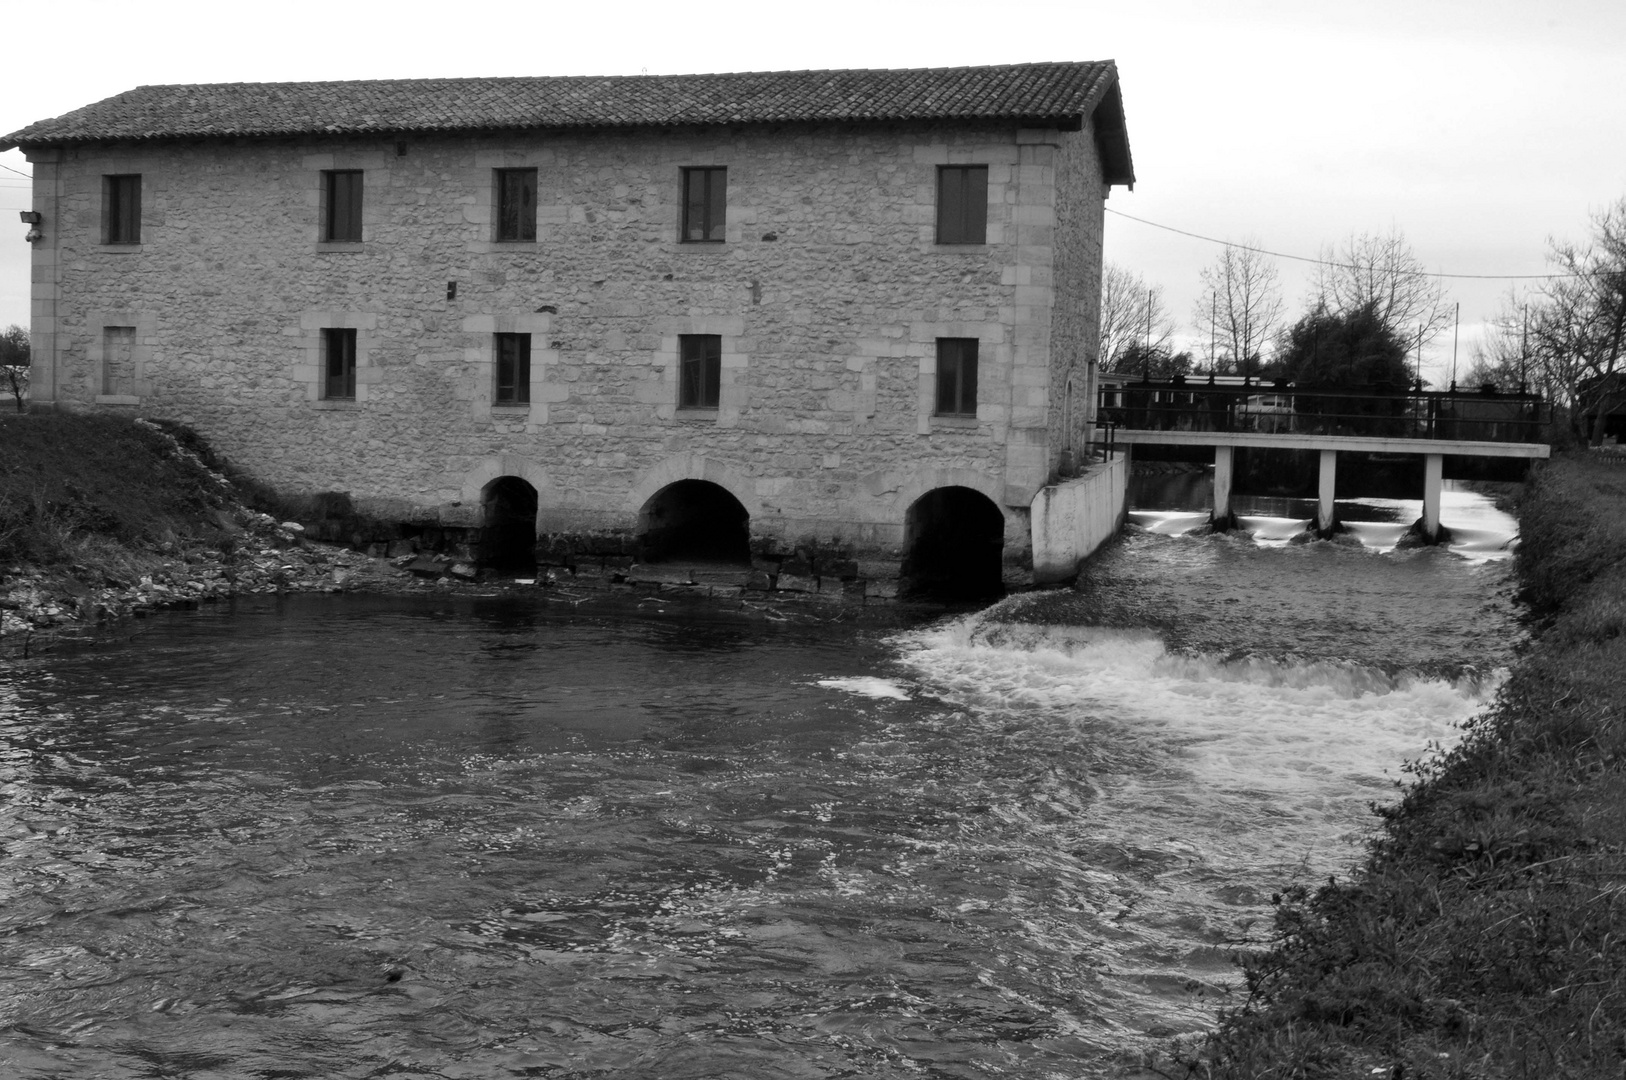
[106,175,141,244]
[936,165,987,244]
[495,333,531,403]
[679,334,721,408]
[497,169,537,242]
[935,338,978,416]
[325,171,363,242]
[682,168,726,242]
[323,328,357,399]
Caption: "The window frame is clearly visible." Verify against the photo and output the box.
[103,174,142,245]
[680,167,727,244]
[495,168,538,243]
[935,338,979,417]
[678,334,722,410]
[322,170,364,243]
[494,332,532,405]
[935,165,989,245]
[321,327,358,400]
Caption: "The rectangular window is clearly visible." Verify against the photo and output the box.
[679,334,722,409]
[495,169,537,242]
[103,326,136,394]
[935,338,979,416]
[322,328,357,399]
[494,333,531,404]
[936,165,988,245]
[104,175,141,244]
[681,167,726,243]
[323,170,364,242]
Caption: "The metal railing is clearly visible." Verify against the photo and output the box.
[1097,380,1548,444]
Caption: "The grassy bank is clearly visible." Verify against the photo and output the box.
[0,412,402,651]
[1172,453,1626,1079]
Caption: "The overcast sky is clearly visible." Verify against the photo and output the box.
[3,0,1623,386]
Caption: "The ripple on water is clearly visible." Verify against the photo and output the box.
[0,539,1518,1076]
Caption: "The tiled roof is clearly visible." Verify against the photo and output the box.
[4,61,1124,147]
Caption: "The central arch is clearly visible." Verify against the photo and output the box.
[637,480,751,564]
[901,486,1006,600]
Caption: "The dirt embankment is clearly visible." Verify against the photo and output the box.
[0,412,414,655]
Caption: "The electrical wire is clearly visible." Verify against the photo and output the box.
[1105,207,1572,280]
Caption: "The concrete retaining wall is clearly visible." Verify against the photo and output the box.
[1029,454,1127,583]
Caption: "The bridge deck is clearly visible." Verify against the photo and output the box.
[1111,429,1550,459]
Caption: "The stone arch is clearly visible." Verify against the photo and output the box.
[460,453,553,509]
[901,485,1007,601]
[627,453,762,523]
[886,466,1006,525]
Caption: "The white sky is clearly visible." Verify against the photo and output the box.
[2,0,1623,387]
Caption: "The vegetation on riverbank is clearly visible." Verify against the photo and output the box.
[0,412,404,652]
[1172,452,1626,1079]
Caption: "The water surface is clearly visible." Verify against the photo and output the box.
[0,504,1520,1078]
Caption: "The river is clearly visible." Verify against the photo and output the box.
[0,489,1520,1079]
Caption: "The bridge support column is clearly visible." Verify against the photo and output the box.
[1315,449,1339,537]
[1210,445,1236,530]
[1422,453,1444,542]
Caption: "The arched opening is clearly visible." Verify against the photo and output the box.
[637,480,751,565]
[481,476,538,572]
[901,486,1006,600]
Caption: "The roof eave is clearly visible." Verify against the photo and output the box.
[1091,79,1135,189]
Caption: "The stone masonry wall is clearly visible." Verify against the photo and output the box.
[1049,121,1109,467]
[29,120,1106,573]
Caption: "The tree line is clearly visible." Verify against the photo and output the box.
[1101,197,1626,443]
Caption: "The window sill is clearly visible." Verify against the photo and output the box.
[95,394,141,405]
[491,403,532,413]
[314,242,366,254]
[673,242,728,254]
[674,407,720,422]
[932,242,988,251]
[97,244,143,253]
[930,414,979,429]
[313,399,361,410]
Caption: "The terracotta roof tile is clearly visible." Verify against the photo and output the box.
[4,62,1123,147]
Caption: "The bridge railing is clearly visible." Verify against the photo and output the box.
[1097,381,1549,444]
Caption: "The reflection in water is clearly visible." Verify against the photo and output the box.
[0,520,1520,1076]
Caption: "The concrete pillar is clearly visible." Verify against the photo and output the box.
[1316,449,1338,536]
[1211,444,1235,530]
[1422,453,1443,542]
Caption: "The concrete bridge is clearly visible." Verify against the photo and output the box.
[1098,381,1551,540]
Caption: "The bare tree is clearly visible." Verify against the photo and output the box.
[0,324,27,413]
[1539,199,1626,443]
[1099,263,1176,371]
[1193,242,1284,375]
[1313,229,1452,348]
[1464,203,1626,442]
[1461,293,1532,391]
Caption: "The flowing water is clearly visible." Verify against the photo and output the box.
[0,493,1521,1079]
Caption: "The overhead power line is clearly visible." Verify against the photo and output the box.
[0,163,32,180]
[1105,207,1571,281]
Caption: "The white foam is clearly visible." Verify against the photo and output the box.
[893,618,1496,864]
[816,676,911,700]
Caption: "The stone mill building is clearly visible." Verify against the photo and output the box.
[6,62,1135,598]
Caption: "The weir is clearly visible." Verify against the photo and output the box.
[1098,381,1551,541]
[1115,431,1548,539]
